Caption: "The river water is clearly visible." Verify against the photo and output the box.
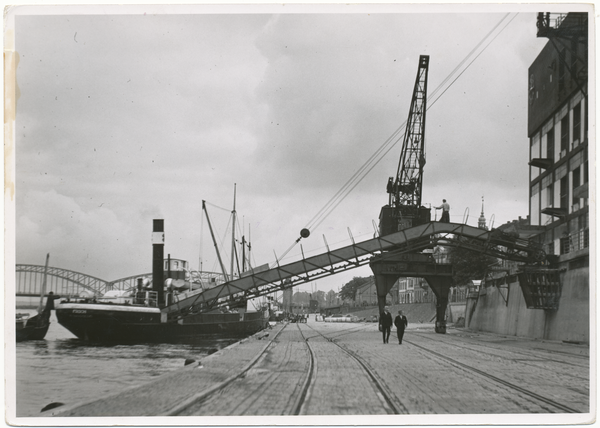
[13,311,241,417]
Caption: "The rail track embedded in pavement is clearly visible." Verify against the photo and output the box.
[404,333,582,413]
[162,321,584,416]
[298,322,406,414]
[164,321,404,416]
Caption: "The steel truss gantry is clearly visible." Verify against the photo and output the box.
[164,221,545,317]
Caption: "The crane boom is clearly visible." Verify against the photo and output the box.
[380,55,431,236]
[396,55,429,207]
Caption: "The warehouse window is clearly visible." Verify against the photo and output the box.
[560,176,568,209]
[547,182,554,206]
[546,127,554,160]
[573,102,581,147]
[572,166,581,206]
[561,115,569,155]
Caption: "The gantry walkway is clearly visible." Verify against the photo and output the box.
[16,221,546,313]
[165,222,545,316]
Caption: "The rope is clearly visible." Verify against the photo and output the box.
[302,12,519,236]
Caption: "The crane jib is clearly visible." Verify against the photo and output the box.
[394,54,429,209]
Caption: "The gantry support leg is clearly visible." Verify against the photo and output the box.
[423,276,453,334]
[372,272,402,316]
[370,252,453,320]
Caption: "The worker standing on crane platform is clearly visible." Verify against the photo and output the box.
[435,199,450,223]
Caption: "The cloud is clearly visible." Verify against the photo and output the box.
[12,9,549,292]
[16,189,148,280]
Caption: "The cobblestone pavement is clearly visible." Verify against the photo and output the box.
[46,319,591,421]
[323,323,589,414]
[298,328,392,415]
[178,326,310,416]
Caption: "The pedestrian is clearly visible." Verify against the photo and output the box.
[379,306,393,344]
[394,310,408,344]
[435,199,450,223]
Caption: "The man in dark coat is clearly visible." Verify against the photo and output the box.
[379,306,393,344]
[394,310,408,344]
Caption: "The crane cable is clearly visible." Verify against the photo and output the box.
[276,12,518,263]
[306,12,517,234]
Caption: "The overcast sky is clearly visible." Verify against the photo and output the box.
[9,4,555,294]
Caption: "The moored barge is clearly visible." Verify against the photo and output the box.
[55,219,268,344]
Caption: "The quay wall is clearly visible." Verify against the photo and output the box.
[467,266,589,343]
[447,302,465,323]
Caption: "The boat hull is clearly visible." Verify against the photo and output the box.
[16,293,57,342]
[55,302,268,344]
[16,314,50,342]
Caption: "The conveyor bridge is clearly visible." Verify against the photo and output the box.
[164,221,545,318]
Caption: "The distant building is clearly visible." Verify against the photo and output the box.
[493,216,544,273]
[355,277,400,306]
[355,278,376,306]
[478,197,488,230]
[397,277,430,303]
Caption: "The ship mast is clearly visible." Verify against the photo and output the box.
[202,200,229,281]
[37,253,50,314]
[230,184,237,280]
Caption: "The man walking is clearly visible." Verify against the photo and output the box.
[379,306,393,344]
[394,310,408,344]
[435,199,450,223]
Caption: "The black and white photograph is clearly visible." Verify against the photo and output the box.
[6,3,593,426]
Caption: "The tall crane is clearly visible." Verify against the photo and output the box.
[161,54,557,336]
[380,55,431,236]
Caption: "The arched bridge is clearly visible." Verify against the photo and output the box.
[15,265,227,298]
[15,265,154,297]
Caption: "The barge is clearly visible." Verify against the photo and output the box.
[55,219,268,344]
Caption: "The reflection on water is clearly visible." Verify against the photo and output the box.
[14,312,240,417]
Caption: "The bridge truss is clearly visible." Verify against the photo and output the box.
[15,265,112,297]
[15,265,228,298]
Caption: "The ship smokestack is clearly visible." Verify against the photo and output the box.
[152,219,165,306]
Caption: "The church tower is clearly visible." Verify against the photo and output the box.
[478,196,488,230]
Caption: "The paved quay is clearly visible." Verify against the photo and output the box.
[44,317,591,422]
